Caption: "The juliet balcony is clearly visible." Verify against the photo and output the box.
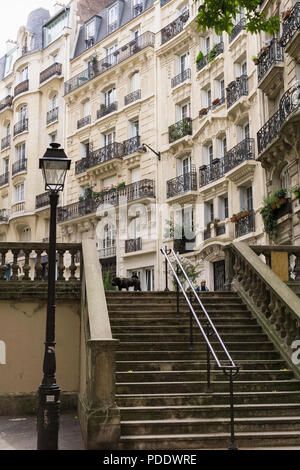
[168,117,192,143]
[40,62,62,84]
[1,135,10,150]
[196,42,224,72]
[226,75,248,109]
[234,209,255,238]
[0,95,13,112]
[125,90,141,105]
[123,136,140,156]
[77,115,91,129]
[229,17,246,43]
[12,159,27,176]
[57,179,156,223]
[97,102,117,119]
[0,172,9,187]
[280,3,300,60]
[75,142,124,175]
[64,32,155,95]
[46,107,58,125]
[257,39,284,99]
[161,10,189,45]
[171,68,191,88]
[14,80,29,98]
[36,192,50,210]
[13,119,28,136]
[166,167,197,199]
[125,237,142,253]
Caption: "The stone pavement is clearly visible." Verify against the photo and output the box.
[0,414,84,450]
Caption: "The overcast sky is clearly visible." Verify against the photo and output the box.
[0,1,58,56]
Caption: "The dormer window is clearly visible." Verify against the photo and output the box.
[132,0,143,17]
[86,20,96,48]
[108,4,119,34]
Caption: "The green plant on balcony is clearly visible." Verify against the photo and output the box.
[207,44,219,63]
[79,184,94,201]
[117,181,126,189]
[260,189,288,238]
[196,50,204,63]
[292,187,300,198]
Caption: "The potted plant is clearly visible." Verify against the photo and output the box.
[293,187,300,198]
[196,50,204,63]
[236,209,249,220]
[252,55,259,65]
[199,107,207,116]
[282,10,291,21]
[274,188,287,206]
[212,97,220,106]
[230,214,237,222]
[117,181,126,189]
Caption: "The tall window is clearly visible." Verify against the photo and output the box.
[108,4,118,31]
[103,224,116,250]
[131,72,140,92]
[14,182,25,202]
[44,10,69,46]
[180,53,189,74]
[16,143,26,162]
[181,102,190,119]
[19,66,28,82]
[103,130,115,147]
[129,119,139,137]
[50,94,57,110]
[19,105,27,123]
[86,20,95,40]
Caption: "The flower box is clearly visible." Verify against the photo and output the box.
[235,211,249,220]
[282,10,291,21]
[212,98,220,106]
[199,107,207,116]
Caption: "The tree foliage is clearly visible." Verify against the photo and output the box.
[195,0,280,36]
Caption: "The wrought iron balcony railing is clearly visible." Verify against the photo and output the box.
[46,107,58,125]
[257,83,300,154]
[174,236,195,254]
[40,62,62,84]
[196,42,224,71]
[199,159,225,187]
[13,119,28,136]
[75,142,124,175]
[36,192,50,209]
[160,0,171,6]
[0,95,13,112]
[229,17,246,43]
[12,159,27,176]
[204,227,212,240]
[125,237,142,253]
[167,167,197,199]
[161,10,189,45]
[77,115,91,129]
[64,32,155,95]
[14,79,29,97]
[123,135,140,156]
[57,179,155,223]
[257,39,284,82]
[0,209,9,222]
[1,135,11,150]
[168,117,192,143]
[280,3,300,48]
[274,198,292,220]
[212,96,225,110]
[235,209,255,238]
[97,102,117,119]
[226,74,248,108]
[171,68,191,88]
[125,89,141,105]
[216,224,226,236]
[0,172,9,187]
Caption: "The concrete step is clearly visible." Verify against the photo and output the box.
[107,303,248,311]
[108,311,253,319]
[110,319,257,327]
[115,341,276,351]
[112,333,268,343]
[116,350,281,361]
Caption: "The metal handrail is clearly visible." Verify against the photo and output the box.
[161,246,239,450]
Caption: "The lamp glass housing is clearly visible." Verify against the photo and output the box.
[39,143,71,192]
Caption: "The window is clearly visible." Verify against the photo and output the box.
[49,133,57,144]
[239,184,253,211]
[86,20,95,40]
[105,43,118,64]
[14,182,25,202]
[20,226,31,242]
[52,53,58,64]
[205,37,210,54]
[280,165,289,191]
[220,79,225,99]
[3,159,9,174]
[177,154,191,176]
[44,10,69,46]
[80,141,90,158]
[108,4,118,31]
[103,88,115,107]
[247,186,253,211]
[83,100,90,117]
[131,167,140,183]
[203,144,213,164]
[50,94,57,110]
[5,123,10,137]
[19,66,28,82]
[180,53,189,74]
[16,143,25,162]
[207,89,211,108]
[19,105,27,122]
[132,0,143,17]
[218,195,229,220]
[103,130,115,147]
[181,102,190,119]
[131,72,140,91]
[129,119,139,137]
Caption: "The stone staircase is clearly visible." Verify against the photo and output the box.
[106,291,300,450]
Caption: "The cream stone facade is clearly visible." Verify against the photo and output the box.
[1,0,300,290]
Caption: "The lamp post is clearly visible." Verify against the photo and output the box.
[37,143,71,450]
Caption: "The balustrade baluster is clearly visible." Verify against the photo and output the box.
[0,249,8,280]
[23,249,31,281]
[35,250,43,281]
[57,250,65,281]
[11,249,20,280]
[69,249,77,281]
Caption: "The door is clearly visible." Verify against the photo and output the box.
[213,260,225,291]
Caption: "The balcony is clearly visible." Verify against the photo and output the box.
[99,246,116,258]
[196,42,224,72]
[229,17,246,43]
[168,117,192,143]
[64,32,155,95]
[161,10,189,45]
[199,159,225,187]
[14,80,29,97]
[75,142,124,175]
[77,115,91,129]
[125,237,142,253]
[0,209,9,222]
[0,172,9,187]
[12,159,26,176]
[216,224,226,236]
[40,62,62,84]
[171,68,191,88]
[235,210,255,238]
[257,83,300,155]
[36,192,50,209]
[13,119,28,136]
[226,75,248,108]
[125,89,141,105]
[46,107,58,125]
[280,3,300,60]
[257,39,284,98]
[174,236,195,254]
[204,228,211,240]
[199,106,211,119]
[0,95,13,112]
[274,198,292,220]
[167,168,197,199]
[97,102,117,119]
[57,179,155,223]
[123,136,140,156]
[1,135,10,150]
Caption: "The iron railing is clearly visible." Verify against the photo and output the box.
[196,42,224,71]
[75,142,124,175]
[125,89,141,105]
[0,95,13,112]
[235,209,255,238]
[212,96,225,109]
[226,75,248,108]
[77,115,91,129]
[40,63,62,84]
[97,102,117,119]
[216,224,226,236]
[167,168,197,198]
[36,192,50,209]
[0,172,9,187]
[123,135,140,156]
[204,228,212,240]
[161,247,239,450]
[174,236,195,254]
[161,10,189,44]
[1,135,11,150]
[171,68,191,88]
[280,3,300,48]
[257,39,284,82]
[14,80,29,97]
[199,160,225,187]
[13,119,28,136]
[64,32,155,95]
[12,159,27,176]
[125,237,142,253]
[274,198,292,219]
[168,117,192,143]
[229,17,246,43]
[99,246,116,258]
[46,107,58,125]
[257,83,300,154]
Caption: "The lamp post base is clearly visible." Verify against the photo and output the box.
[37,384,61,450]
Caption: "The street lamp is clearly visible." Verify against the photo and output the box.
[37,143,71,450]
[138,143,161,160]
